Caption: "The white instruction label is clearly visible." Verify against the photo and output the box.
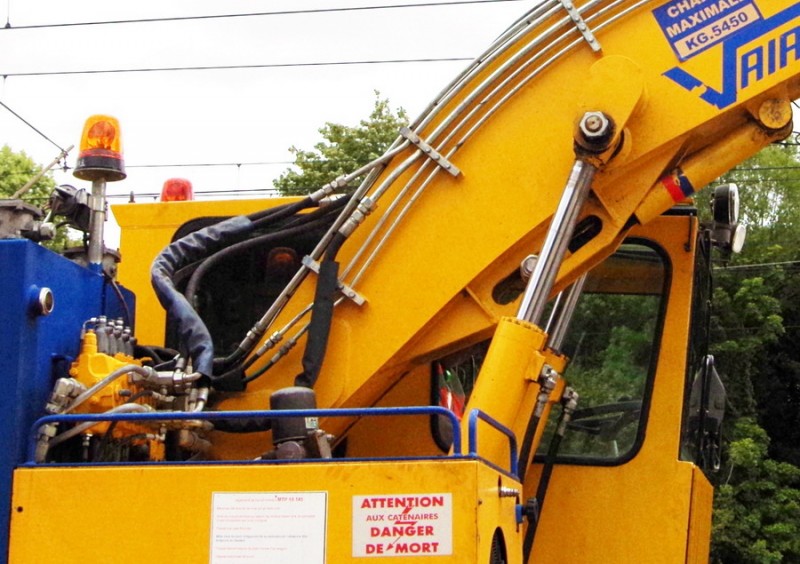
[210,491,327,563]
[352,493,452,558]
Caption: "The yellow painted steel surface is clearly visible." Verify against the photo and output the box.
[528,213,704,562]
[92,0,800,561]
[687,468,714,562]
[10,459,520,563]
[113,0,800,448]
[111,0,800,448]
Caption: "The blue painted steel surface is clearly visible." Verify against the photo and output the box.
[0,239,133,561]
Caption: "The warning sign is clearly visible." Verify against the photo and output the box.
[352,493,452,558]
[210,491,327,563]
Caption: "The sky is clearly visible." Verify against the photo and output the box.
[0,0,530,244]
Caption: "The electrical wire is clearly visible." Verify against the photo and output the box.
[0,99,66,152]
[0,0,526,31]
[0,1,521,161]
[106,274,134,328]
[3,57,474,78]
[105,190,288,200]
[126,161,294,169]
[717,260,800,271]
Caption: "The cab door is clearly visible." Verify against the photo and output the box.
[528,212,711,563]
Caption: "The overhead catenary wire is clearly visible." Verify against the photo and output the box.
[126,161,295,169]
[0,0,526,31]
[113,155,800,175]
[2,57,475,78]
[103,188,333,202]
[0,0,523,164]
[0,99,67,152]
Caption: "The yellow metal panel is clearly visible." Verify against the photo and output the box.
[529,461,696,563]
[687,469,713,564]
[527,214,702,562]
[10,459,520,563]
[345,365,444,458]
[461,318,547,471]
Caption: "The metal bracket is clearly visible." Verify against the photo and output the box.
[399,127,461,177]
[302,256,366,306]
[558,0,601,52]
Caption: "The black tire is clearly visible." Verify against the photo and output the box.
[490,529,507,564]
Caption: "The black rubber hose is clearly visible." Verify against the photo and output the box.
[151,197,321,381]
[517,413,542,484]
[190,218,333,379]
[185,199,348,304]
[167,200,317,290]
[211,224,342,391]
[134,344,179,366]
[248,196,315,226]
[165,198,316,301]
[212,417,271,433]
[208,202,351,376]
[151,215,255,378]
[522,423,565,563]
[294,232,347,389]
[184,215,334,305]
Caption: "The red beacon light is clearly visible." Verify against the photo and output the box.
[73,115,126,182]
[161,178,194,201]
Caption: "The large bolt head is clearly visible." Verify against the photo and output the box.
[575,111,616,154]
[579,111,611,138]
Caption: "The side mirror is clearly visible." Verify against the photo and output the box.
[688,355,726,472]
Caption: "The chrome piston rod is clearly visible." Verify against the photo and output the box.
[545,273,588,353]
[516,159,596,326]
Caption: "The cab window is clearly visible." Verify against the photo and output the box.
[432,241,669,463]
[537,241,668,463]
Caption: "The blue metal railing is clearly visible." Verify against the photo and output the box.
[29,406,462,464]
[467,409,519,479]
[30,405,520,478]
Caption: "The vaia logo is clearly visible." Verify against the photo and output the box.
[654,1,800,109]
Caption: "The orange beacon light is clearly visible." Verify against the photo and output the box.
[73,114,127,182]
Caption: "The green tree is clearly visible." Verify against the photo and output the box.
[708,142,800,560]
[711,419,800,563]
[0,144,72,250]
[273,93,408,196]
[0,145,55,202]
[710,274,784,417]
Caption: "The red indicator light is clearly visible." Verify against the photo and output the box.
[160,178,194,201]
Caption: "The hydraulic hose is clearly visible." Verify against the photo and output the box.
[246,196,314,224]
[523,388,578,564]
[517,413,544,484]
[522,428,562,562]
[45,403,153,453]
[517,368,558,483]
[63,364,156,414]
[152,215,256,378]
[185,199,348,306]
[151,199,318,382]
[205,199,350,380]
[294,231,347,389]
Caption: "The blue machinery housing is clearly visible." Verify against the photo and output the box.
[0,240,133,560]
